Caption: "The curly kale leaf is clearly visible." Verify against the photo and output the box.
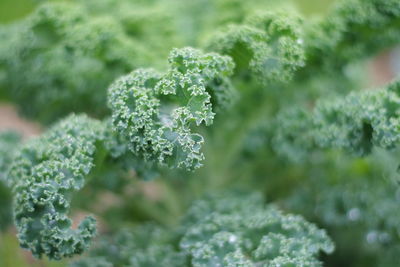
[6,112,173,259]
[208,11,305,84]
[72,192,333,267]
[267,80,400,162]
[180,192,334,267]
[284,158,400,267]
[208,0,400,85]
[78,0,183,68]
[108,47,235,170]
[0,2,141,123]
[8,115,106,260]
[305,0,400,70]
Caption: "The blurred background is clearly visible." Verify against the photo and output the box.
[1,0,400,266]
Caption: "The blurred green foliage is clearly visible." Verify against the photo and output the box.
[0,0,336,25]
[0,0,36,23]
[2,0,400,266]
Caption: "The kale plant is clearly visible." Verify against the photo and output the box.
[0,0,399,266]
